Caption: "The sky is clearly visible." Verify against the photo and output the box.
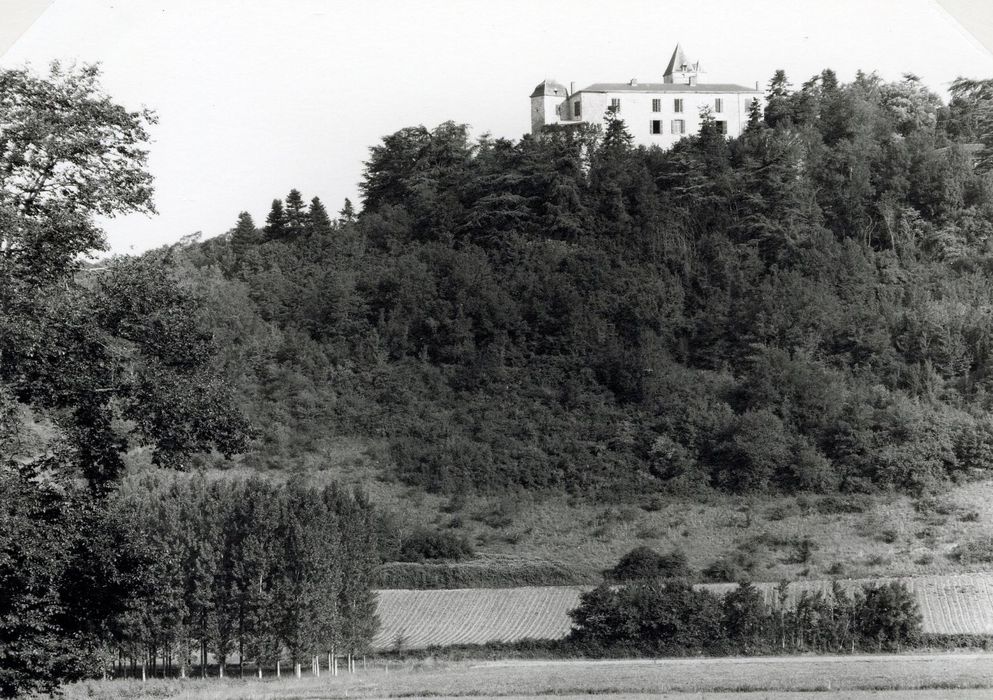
[2,0,993,255]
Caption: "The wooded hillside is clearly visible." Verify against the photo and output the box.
[171,70,993,502]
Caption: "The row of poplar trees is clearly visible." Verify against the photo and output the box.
[109,476,379,679]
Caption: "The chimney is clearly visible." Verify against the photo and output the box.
[755,80,759,90]
[570,81,575,95]
[630,78,638,86]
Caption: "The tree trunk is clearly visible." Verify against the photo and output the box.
[294,663,301,678]
[240,639,245,678]
[276,659,281,678]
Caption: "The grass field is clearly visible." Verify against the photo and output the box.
[372,572,993,650]
[63,653,993,699]
[152,439,993,587]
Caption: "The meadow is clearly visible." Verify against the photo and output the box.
[62,653,993,699]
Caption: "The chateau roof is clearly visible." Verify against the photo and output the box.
[530,79,569,98]
[664,43,695,76]
[578,82,760,94]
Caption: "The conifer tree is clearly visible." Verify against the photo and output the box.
[308,197,333,236]
[338,198,357,226]
[745,98,763,132]
[284,189,307,236]
[263,199,286,240]
[764,69,794,128]
[230,211,260,258]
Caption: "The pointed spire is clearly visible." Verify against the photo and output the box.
[664,43,689,78]
[663,43,701,84]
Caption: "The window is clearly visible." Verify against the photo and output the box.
[674,98,683,113]
[714,98,723,113]
[716,120,727,134]
[671,119,685,134]
[650,120,662,134]
[652,98,661,112]
[573,101,581,117]
[610,98,621,113]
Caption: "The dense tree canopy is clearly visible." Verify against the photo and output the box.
[176,67,993,504]
[0,63,249,697]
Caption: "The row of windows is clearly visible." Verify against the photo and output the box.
[573,97,737,119]
[649,119,727,135]
[594,97,727,115]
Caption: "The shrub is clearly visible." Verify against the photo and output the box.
[640,495,665,512]
[878,528,899,544]
[374,560,590,588]
[960,511,980,522]
[953,535,993,564]
[635,523,663,539]
[398,528,475,562]
[815,494,871,515]
[473,497,518,529]
[857,581,922,650]
[766,504,791,521]
[789,536,819,564]
[914,495,958,517]
[702,556,742,583]
[607,546,691,581]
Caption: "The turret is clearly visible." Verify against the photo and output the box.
[663,44,702,85]
[530,79,568,134]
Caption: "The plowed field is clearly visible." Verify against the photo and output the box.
[372,573,993,650]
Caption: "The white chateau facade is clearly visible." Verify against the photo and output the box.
[530,45,762,148]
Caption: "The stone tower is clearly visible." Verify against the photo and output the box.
[530,79,568,134]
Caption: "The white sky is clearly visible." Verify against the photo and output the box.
[2,0,993,255]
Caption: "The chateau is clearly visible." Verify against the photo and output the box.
[530,45,762,148]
